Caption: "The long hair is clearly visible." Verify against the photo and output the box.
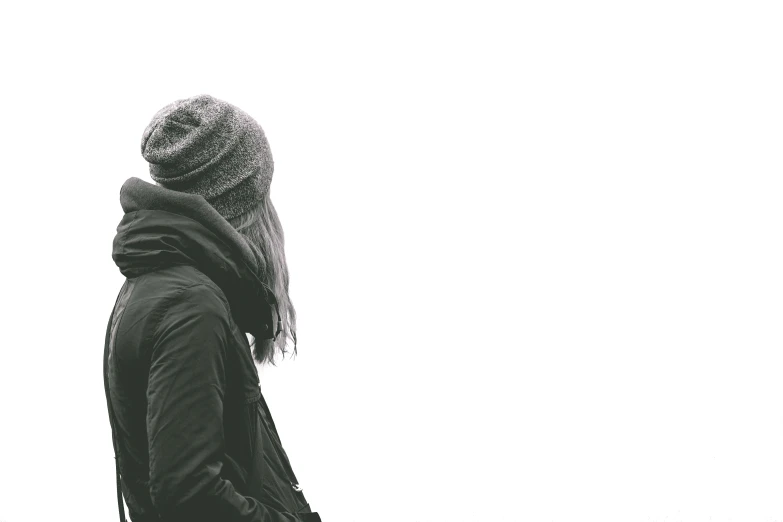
[228,189,296,364]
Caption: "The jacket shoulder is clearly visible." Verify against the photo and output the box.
[114,266,233,359]
[129,265,229,309]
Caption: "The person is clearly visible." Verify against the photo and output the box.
[103,94,321,522]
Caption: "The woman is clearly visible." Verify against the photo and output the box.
[103,94,321,522]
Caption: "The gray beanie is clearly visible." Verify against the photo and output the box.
[141,94,273,220]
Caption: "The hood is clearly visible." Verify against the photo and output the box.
[112,177,278,340]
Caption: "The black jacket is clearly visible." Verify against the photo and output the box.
[104,178,320,522]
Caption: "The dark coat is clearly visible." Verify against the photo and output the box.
[104,178,320,522]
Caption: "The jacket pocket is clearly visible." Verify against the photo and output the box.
[239,389,311,515]
[296,502,313,514]
[255,399,311,514]
[243,390,260,463]
[260,451,309,515]
[223,389,261,493]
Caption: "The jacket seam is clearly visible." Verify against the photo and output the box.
[149,283,232,359]
[182,267,243,339]
[187,267,233,312]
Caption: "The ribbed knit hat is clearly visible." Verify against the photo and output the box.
[141,94,273,220]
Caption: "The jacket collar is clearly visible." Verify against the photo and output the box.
[112,177,277,340]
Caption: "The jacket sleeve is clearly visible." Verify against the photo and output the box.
[146,284,308,522]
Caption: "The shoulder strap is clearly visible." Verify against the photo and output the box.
[103,289,128,522]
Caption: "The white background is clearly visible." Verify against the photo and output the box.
[1,1,782,521]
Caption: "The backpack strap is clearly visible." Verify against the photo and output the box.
[103,290,128,522]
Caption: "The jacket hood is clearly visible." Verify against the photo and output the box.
[113,177,277,340]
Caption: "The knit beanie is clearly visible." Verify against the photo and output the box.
[141,94,273,220]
